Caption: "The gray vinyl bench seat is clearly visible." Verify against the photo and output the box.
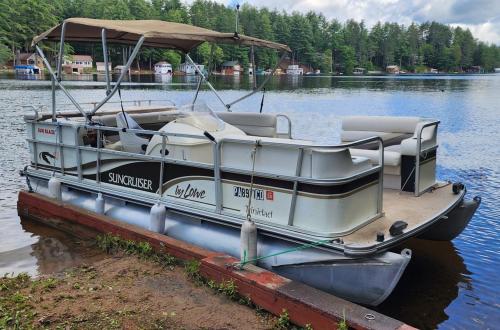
[341,116,439,190]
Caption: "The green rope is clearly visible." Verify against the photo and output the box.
[234,238,333,268]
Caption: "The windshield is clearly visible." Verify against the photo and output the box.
[176,102,225,132]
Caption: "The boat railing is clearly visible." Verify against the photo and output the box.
[275,114,292,139]
[27,119,384,230]
[415,120,440,197]
[58,99,177,111]
[215,136,384,223]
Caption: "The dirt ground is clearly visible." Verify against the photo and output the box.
[0,251,279,329]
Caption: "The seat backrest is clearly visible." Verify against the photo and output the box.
[217,112,277,137]
[342,116,420,134]
[115,112,149,153]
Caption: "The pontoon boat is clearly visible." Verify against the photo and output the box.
[19,18,480,306]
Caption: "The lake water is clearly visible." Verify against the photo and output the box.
[0,73,498,329]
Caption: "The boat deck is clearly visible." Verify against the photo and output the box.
[341,182,463,254]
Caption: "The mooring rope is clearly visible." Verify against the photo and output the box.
[245,140,260,222]
[233,238,333,269]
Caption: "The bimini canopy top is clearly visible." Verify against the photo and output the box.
[32,17,291,53]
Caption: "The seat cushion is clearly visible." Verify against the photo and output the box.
[217,112,277,137]
[342,116,420,134]
[341,131,412,149]
[349,148,401,167]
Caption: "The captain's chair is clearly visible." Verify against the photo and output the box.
[116,112,149,154]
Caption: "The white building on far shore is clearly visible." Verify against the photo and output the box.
[286,64,303,75]
[96,62,112,72]
[154,61,173,75]
[179,62,204,75]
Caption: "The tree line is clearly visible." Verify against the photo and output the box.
[1,0,499,73]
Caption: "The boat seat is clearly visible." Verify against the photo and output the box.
[341,116,419,149]
[116,112,149,154]
[311,148,371,179]
[344,116,439,190]
[217,112,278,138]
[221,135,372,179]
[94,108,179,127]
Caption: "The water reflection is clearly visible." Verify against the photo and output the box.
[1,71,490,93]
[0,218,104,277]
[376,239,471,329]
[154,73,172,84]
[0,75,498,329]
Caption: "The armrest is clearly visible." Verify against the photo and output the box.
[276,114,292,139]
[401,120,439,156]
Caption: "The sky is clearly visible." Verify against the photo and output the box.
[191,0,500,45]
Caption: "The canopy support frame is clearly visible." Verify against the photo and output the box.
[226,51,287,108]
[35,45,87,119]
[33,18,292,119]
[56,21,67,79]
[101,28,111,94]
[89,35,145,117]
[185,53,230,111]
[250,45,257,89]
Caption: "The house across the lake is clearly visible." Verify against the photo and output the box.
[13,53,44,74]
[63,55,93,74]
[179,62,204,75]
[386,65,400,74]
[220,61,242,76]
[14,53,44,69]
[286,64,304,75]
[278,60,310,75]
[96,62,112,72]
[154,61,173,75]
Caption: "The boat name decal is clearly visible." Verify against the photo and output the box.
[108,173,153,190]
[174,184,206,199]
[245,205,273,219]
[234,186,273,201]
[38,127,55,135]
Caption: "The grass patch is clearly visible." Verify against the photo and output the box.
[337,310,348,330]
[184,260,202,283]
[95,234,309,329]
[0,273,36,329]
[275,309,290,329]
[95,234,176,268]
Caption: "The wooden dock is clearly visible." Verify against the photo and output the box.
[18,190,417,330]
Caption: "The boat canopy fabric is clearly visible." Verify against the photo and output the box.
[32,18,291,53]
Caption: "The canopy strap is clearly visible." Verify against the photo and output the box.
[246,140,261,222]
[117,86,129,128]
[259,88,266,113]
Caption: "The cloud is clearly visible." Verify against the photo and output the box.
[183,0,500,44]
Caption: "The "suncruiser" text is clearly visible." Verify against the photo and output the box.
[108,173,153,191]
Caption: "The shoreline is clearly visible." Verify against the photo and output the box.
[0,233,278,329]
